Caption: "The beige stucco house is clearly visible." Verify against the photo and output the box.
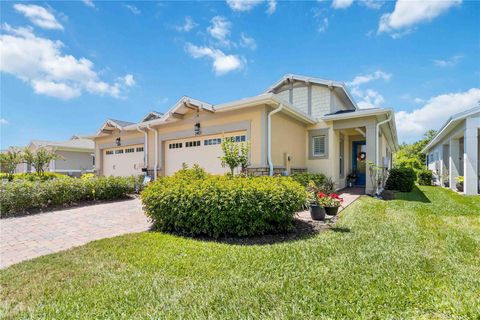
[422,106,479,195]
[15,136,95,177]
[88,74,399,194]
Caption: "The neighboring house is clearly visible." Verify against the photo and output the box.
[15,136,95,177]
[422,107,480,195]
[87,74,399,194]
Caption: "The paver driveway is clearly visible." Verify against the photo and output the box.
[0,198,151,269]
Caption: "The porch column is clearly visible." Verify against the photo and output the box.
[464,118,479,195]
[365,124,376,194]
[449,138,460,191]
[438,145,444,187]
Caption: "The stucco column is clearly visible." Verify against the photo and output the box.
[464,118,479,195]
[365,124,376,195]
[438,145,444,187]
[449,138,460,191]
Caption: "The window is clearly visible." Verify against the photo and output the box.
[115,149,124,154]
[106,150,114,155]
[186,141,201,147]
[204,138,222,146]
[125,148,135,153]
[169,143,182,149]
[312,136,326,156]
[136,147,144,152]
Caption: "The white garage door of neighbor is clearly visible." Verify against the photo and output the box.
[164,132,247,176]
[103,145,144,177]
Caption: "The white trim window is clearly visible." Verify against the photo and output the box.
[312,136,326,157]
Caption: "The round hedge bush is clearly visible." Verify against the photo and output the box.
[385,167,417,192]
[141,173,307,237]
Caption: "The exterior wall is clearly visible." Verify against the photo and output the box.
[54,150,93,172]
[311,86,332,120]
[271,111,307,172]
[305,121,334,178]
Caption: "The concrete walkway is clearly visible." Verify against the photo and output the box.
[0,198,151,269]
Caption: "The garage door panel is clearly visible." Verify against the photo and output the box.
[164,132,246,176]
[103,145,144,177]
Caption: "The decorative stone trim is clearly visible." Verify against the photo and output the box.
[246,166,286,176]
[290,167,307,174]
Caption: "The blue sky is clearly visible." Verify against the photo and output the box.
[1,0,479,148]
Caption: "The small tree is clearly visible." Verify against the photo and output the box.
[219,138,250,175]
[238,141,251,173]
[0,148,23,180]
[22,148,34,173]
[31,147,60,176]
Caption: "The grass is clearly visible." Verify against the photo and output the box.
[1,186,479,319]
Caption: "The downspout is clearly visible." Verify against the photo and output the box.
[136,126,148,170]
[267,103,284,176]
[375,114,392,195]
[146,125,158,180]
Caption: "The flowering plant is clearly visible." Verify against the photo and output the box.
[316,192,343,207]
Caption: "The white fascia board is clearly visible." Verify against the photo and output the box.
[321,108,392,121]
[422,106,480,153]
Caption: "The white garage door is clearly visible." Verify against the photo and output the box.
[103,145,144,177]
[164,132,247,176]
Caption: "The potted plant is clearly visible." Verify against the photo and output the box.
[318,192,343,216]
[307,182,326,221]
[442,169,449,188]
[346,171,357,188]
[456,176,464,192]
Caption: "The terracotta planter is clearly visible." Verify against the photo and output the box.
[310,204,326,221]
[324,206,340,216]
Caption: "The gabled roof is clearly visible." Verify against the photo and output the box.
[264,74,358,110]
[30,138,94,151]
[422,106,480,153]
[141,111,164,122]
[97,119,134,134]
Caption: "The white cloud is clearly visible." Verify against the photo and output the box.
[414,97,424,104]
[378,0,461,37]
[396,88,480,142]
[433,55,463,67]
[82,0,95,8]
[318,17,329,33]
[357,89,385,109]
[331,0,353,9]
[207,16,231,46]
[185,43,243,75]
[226,0,263,12]
[123,4,141,15]
[175,16,197,32]
[240,33,256,50]
[0,24,132,100]
[347,70,391,87]
[360,0,383,10]
[347,70,391,109]
[123,74,135,87]
[0,118,9,125]
[13,4,63,30]
[266,0,277,14]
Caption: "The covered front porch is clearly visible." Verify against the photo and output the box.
[322,109,397,195]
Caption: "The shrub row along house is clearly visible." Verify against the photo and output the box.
[87,74,399,194]
[422,106,480,195]
[13,136,95,177]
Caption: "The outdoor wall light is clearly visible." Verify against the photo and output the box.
[194,122,201,135]
[116,137,121,146]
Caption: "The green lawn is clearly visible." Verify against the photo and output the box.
[1,186,479,319]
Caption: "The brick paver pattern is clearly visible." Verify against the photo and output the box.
[0,198,151,269]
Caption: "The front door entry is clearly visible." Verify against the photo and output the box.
[352,141,367,186]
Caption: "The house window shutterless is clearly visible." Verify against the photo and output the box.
[312,136,326,156]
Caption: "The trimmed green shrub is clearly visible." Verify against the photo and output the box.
[385,167,417,192]
[290,172,326,188]
[142,171,307,237]
[80,173,96,180]
[0,172,69,181]
[0,176,143,217]
[417,170,433,186]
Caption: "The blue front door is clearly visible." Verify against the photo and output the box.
[352,141,367,186]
